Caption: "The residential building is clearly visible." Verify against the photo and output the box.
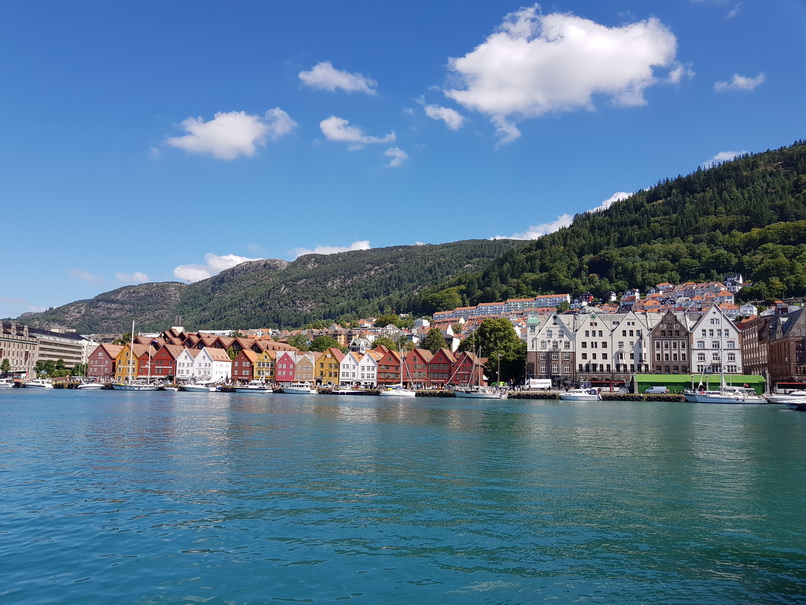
[87,343,123,381]
[0,322,39,379]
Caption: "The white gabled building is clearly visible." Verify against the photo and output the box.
[193,347,232,383]
[340,352,362,385]
[358,350,382,386]
[175,348,200,381]
[689,305,743,375]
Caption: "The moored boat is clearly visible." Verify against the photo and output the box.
[283,382,316,394]
[77,381,104,390]
[233,380,273,393]
[453,385,507,399]
[112,382,159,391]
[0,378,14,389]
[379,385,417,398]
[684,385,766,404]
[559,388,601,401]
[765,389,806,410]
[25,378,54,389]
[182,382,218,392]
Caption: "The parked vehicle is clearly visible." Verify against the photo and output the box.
[645,386,669,394]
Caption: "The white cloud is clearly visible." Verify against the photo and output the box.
[294,240,371,258]
[299,61,378,95]
[116,272,150,284]
[714,73,765,92]
[493,191,632,239]
[424,104,466,130]
[68,269,104,283]
[702,150,747,168]
[591,191,632,212]
[166,108,297,160]
[384,147,408,167]
[320,116,395,148]
[173,253,261,283]
[493,214,574,240]
[445,6,679,144]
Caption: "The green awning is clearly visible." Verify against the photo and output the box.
[634,374,766,385]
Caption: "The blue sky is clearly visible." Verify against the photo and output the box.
[2,0,804,321]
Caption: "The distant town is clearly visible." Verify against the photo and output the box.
[2,274,804,392]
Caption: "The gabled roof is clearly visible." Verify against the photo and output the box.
[206,348,233,363]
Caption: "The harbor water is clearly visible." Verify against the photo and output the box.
[1,389,804,604]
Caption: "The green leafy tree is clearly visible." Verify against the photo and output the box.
[372,336,399,351]
[287,334,310,351]
[310,335,340,352]
[421,328,448,353]
[0,358,10,374]
[460,317,526,383]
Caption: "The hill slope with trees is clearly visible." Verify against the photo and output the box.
[22,239,524,333]
[415,140,806,313]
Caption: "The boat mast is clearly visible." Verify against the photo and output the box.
[129,319,135,384]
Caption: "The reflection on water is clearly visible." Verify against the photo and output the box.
[1,389,804,604]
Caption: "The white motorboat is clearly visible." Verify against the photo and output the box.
[379,385,417,398]
[112,382,159,391]
[559,388,601,401]
[182,382,218,392]
[283,382,316,394]
[77,381,104,390]
[332,386,365,395]
[453,386,506,399]
[233,380,273,393]
[684,385,766,404]
[0,378,14,389]
[765,389,806,406]
[25,378,54,389]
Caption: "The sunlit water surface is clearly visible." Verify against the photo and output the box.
[1,389,804,604]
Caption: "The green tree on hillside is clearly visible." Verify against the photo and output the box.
[459,318,526,383]
[421,328,448,353]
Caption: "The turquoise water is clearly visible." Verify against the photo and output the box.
[1,389,804,604]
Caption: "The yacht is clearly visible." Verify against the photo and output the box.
[283,382,316,394]
[684,384,766,404]
[182,382,218,392]
[233,380,273,393]
[379,384,417,398]
[25,378,54,389]
[453,385,506,399]
[77,381,104,390]
[765,389,806,409]
[0,377,15,388]
[559,388,601,401]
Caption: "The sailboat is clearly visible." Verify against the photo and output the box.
[113,321,159,391]
[453,349,506,399]
[379,349,416,397]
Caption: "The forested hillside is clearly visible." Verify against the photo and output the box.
[415,141,806,313]
[23,239,523,333]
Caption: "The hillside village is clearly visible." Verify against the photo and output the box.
[2,275,805,392]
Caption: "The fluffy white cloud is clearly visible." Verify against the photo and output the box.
[68,269,103,283]
[320,116,395,148]
[445,6,679,144]
[384,147,408,167]
[299,61,378,95]
[590,191,632,212]
[116,272,150,284]
[294,240,371,258]
[493,214,574,240]
[173,253,261,283]
[702,150,747,168]
[166,108,297,160]
[493,191,633,239]
[714,73,765,92]
[424,104,466,130]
